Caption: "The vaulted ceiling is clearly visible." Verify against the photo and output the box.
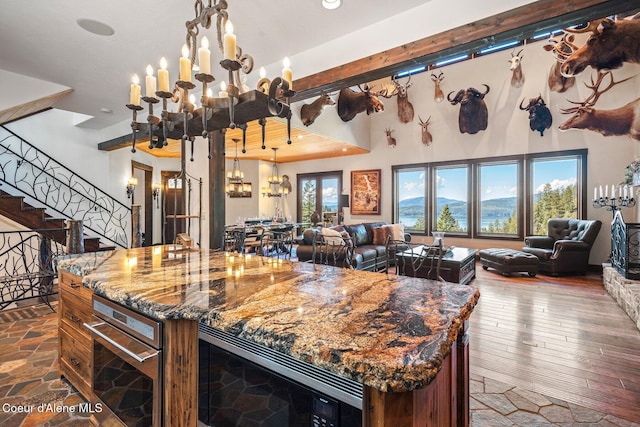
[0,0,633,162]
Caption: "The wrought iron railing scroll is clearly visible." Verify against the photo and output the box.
[611,210,640,280]
[0,125,130,248]
[0,229,66,310]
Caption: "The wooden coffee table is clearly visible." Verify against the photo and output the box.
[398,246,477,285]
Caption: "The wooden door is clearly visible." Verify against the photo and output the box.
[162,171,185,244]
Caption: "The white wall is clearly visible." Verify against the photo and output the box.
[258,37,639,265]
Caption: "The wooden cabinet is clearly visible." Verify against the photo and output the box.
[58,269,93,399]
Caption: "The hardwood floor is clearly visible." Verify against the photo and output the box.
[469,267,640,423]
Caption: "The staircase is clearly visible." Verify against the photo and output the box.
[0,190,114,252]
[0,125,130,249]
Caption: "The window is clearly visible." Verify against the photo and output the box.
[297,171,343,225]
[393,167,426,232]
[433,165,469,235]
[527,151,585,235]
[477,161,521,237]
[391,150,587,240]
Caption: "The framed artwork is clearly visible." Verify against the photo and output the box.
[351,169,381,215]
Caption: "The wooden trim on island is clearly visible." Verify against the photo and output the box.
[164,319,198,427]
[363,321,470,426]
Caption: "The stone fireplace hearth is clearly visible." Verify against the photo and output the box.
[603,266,640,331]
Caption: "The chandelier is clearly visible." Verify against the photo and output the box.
[226,138,251,197]
[262,148,288,197]
[125,0,295,161]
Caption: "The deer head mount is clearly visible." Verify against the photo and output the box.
[543,33,577,93]
[418,116,433,146]
[431,71,445,103]
[559,71,640,140]
[300,93,335,127]
[384,128,397,147]
[390,75,415,123]
[337,84,389,122]
[509,49,525,88]
[519,95,552,136]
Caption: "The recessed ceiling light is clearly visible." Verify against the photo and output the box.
[342,148,347,152]
[297,135,303,139]
[321,0,342,10]
[100,107,112,114]
[77,18,115,36]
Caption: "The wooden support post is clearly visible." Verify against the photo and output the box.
[456,320,470,427]
[209,130,226,250]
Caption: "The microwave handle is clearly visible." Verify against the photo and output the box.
[84,321,159,363]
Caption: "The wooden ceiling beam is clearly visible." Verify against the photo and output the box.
[291,0,635,102]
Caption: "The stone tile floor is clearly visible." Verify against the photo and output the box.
[0,302,639,426]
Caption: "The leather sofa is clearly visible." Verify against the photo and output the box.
[522,218,602,276]
[296,222,410,271]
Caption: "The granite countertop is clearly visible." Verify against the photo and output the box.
[58,245,480,393]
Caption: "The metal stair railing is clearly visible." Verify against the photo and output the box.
[0,125,130,248]
[0,228,66,310]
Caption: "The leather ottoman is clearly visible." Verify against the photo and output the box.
[479,248,539,277]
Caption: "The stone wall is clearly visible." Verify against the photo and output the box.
[603,266,640,331]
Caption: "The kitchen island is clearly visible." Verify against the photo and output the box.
[57,245,479,427]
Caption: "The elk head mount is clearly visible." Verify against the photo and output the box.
[561,16,640,77]
[559,71,639,141]
[337,84,389,122]
[418,116,433,146]
[384,128,397,147]
[431,71,445,103]
[543,33,577,93]
[300,93,335,127]
[509,49,525,88]
[448,84,490,134]
[520,95,552,136]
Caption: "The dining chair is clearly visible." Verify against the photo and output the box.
[224,227,246,253]
[393,240,445,283]
[269,225,295,260]
[311,232,355,269]
[384,237,410,274]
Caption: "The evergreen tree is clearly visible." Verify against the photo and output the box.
[301,181,316,223]
[437,204,460,231]
[413,215,425,231]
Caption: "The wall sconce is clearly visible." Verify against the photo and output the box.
[152,182,161,208]
[126,177,138,199]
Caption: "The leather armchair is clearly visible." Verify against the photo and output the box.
[523,218,602,276]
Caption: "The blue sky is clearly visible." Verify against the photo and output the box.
[397,158,578,202]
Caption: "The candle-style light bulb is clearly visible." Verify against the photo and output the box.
[129,73,141,106]
[180,44,191,82]
[260,67,266,79]
[145,64,156,97]
[223,20,236,60]
[198,36,211,75]
[282,57,292,89]
[219,81,228,98]
[158,57,169,92]
[206,88,213,98]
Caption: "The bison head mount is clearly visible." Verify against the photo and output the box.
[447,84,490,134]
[520,95,552,136]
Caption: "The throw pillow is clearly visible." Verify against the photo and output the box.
[391,223,405,241]
[321,228,345,246]
[372,225,394,245]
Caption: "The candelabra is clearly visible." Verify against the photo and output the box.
[592,184,636,218]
